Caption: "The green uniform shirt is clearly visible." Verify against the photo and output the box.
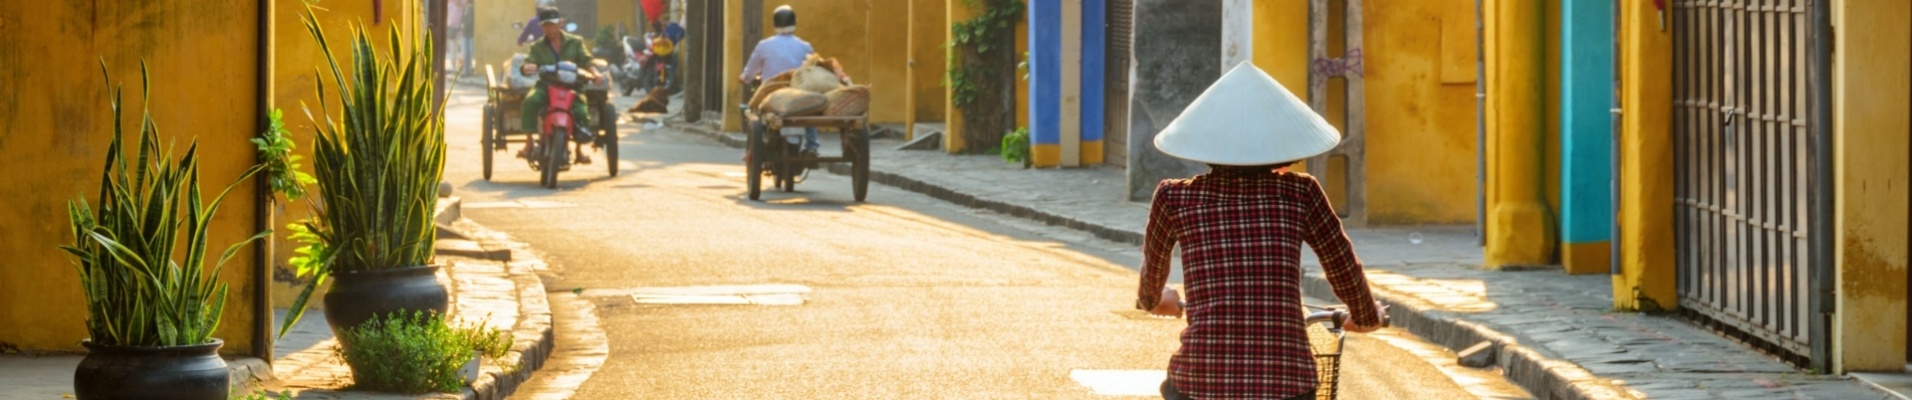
[527,32,593,69]
[521,32,595,133]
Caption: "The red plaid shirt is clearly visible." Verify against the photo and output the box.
[1137,169,1381,399]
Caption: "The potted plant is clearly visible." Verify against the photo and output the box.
[279,7,450,338]
[62,62,269,400]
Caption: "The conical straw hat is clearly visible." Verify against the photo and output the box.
[1153,63,1341,166]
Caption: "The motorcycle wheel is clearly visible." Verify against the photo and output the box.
[745,121,763,201]
[601,104,619,177]
[481,104,496,181]
[541,130,565,189]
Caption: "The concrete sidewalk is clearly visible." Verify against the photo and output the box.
[672,118,1892,400]
[0,197,556,400]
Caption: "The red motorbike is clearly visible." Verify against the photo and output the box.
[524,61,594,189]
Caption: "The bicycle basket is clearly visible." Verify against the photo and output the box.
[1308,323,1345,400]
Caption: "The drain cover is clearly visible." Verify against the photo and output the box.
[627,284,810,306]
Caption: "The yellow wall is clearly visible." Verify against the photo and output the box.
[599,0,638,35]
[1249,0,1480,225]
[866,0,912,125]
[0,0,266,355]
[271,0,423,309]
[1831,0,1911,373]
[724,0,744,132]
[1612,0,1676,310]
[476,0,541,78]
[910,0,949,129]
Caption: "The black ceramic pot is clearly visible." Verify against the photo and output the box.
[322,265,450,335]
[73,339,228,400]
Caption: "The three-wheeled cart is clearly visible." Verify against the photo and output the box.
[481,62,621,187]
[739,103,870,202]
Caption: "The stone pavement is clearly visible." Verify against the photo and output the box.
[671,117,1894,400]
[259,197,556,399]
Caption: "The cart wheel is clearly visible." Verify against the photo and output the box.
[482,105,496,181]
[601,105,619,177]
[745,121,763,200]
[853,127,870,202]
[779,142,795,193]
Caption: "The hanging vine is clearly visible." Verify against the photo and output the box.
[946,0,1024,152]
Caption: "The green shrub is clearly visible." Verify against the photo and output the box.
[1000,126,1030,167]
[335,311,513,394]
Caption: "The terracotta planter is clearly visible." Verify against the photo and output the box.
[73,339,227,400]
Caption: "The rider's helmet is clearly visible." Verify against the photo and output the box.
[772,6,796,28]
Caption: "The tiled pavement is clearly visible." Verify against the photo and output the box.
[671,114,1895,399]
[261,202,556,400]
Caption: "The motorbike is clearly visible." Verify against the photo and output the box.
[521,61,597,189]
[608,36,647,96]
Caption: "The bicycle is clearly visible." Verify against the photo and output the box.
[1159,294,1387,400]
[1302,303,1389,400]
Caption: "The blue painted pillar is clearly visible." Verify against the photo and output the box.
[1560,0,1615,274]
[1029,0,1063,166]
[1080,0,1106,164]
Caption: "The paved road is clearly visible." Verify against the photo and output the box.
[439,86,1526,399]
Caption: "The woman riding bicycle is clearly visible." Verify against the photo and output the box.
[1136,63,1384,400]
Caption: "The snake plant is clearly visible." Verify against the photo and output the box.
[280,6,448,337]
[62,61,268,347]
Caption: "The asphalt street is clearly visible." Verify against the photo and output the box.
[438,86,1528,399]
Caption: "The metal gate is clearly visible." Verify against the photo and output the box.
[1104,0,1132,168]
[1670,0,1819,364]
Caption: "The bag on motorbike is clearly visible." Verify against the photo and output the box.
[759,88,828,117]
[747,70,798,111]
[824,85,871,117]
[791,55,843,93]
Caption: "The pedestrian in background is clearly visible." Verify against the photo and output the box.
[1137,63,1385,400]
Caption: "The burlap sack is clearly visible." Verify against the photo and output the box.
[747,70,800,111]
[824,85,871,116]
[759,88,828,117]
[791,55,843,93]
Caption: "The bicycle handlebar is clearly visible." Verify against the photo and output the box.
[1304,305,1392,330]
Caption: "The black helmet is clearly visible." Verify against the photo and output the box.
[537,7,562,25]
[772,5,796,28]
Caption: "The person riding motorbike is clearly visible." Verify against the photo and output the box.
[739,5,819,158]
[519,6,599,164]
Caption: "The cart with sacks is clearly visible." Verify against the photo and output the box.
[738,55,873,201]
[480,54,622,183]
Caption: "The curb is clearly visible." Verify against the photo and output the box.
[437,197,558,400]
[668,120,1630,400]
[1296,274,1635,400]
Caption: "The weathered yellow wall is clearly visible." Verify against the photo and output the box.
[724,0,744,132]
[910,0,949,128]
[271,0,423,309]
[1831,0,1911,373]
[476,0,540,77]
[599,0,638,35]
[1364,0,1484,225]
[0,0,265,355]
[866,0,911,125]
[1483,0,1555,267]
[1251,1,1307,98]
[1612,0,1676,310]
[1250,0,1480,225]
